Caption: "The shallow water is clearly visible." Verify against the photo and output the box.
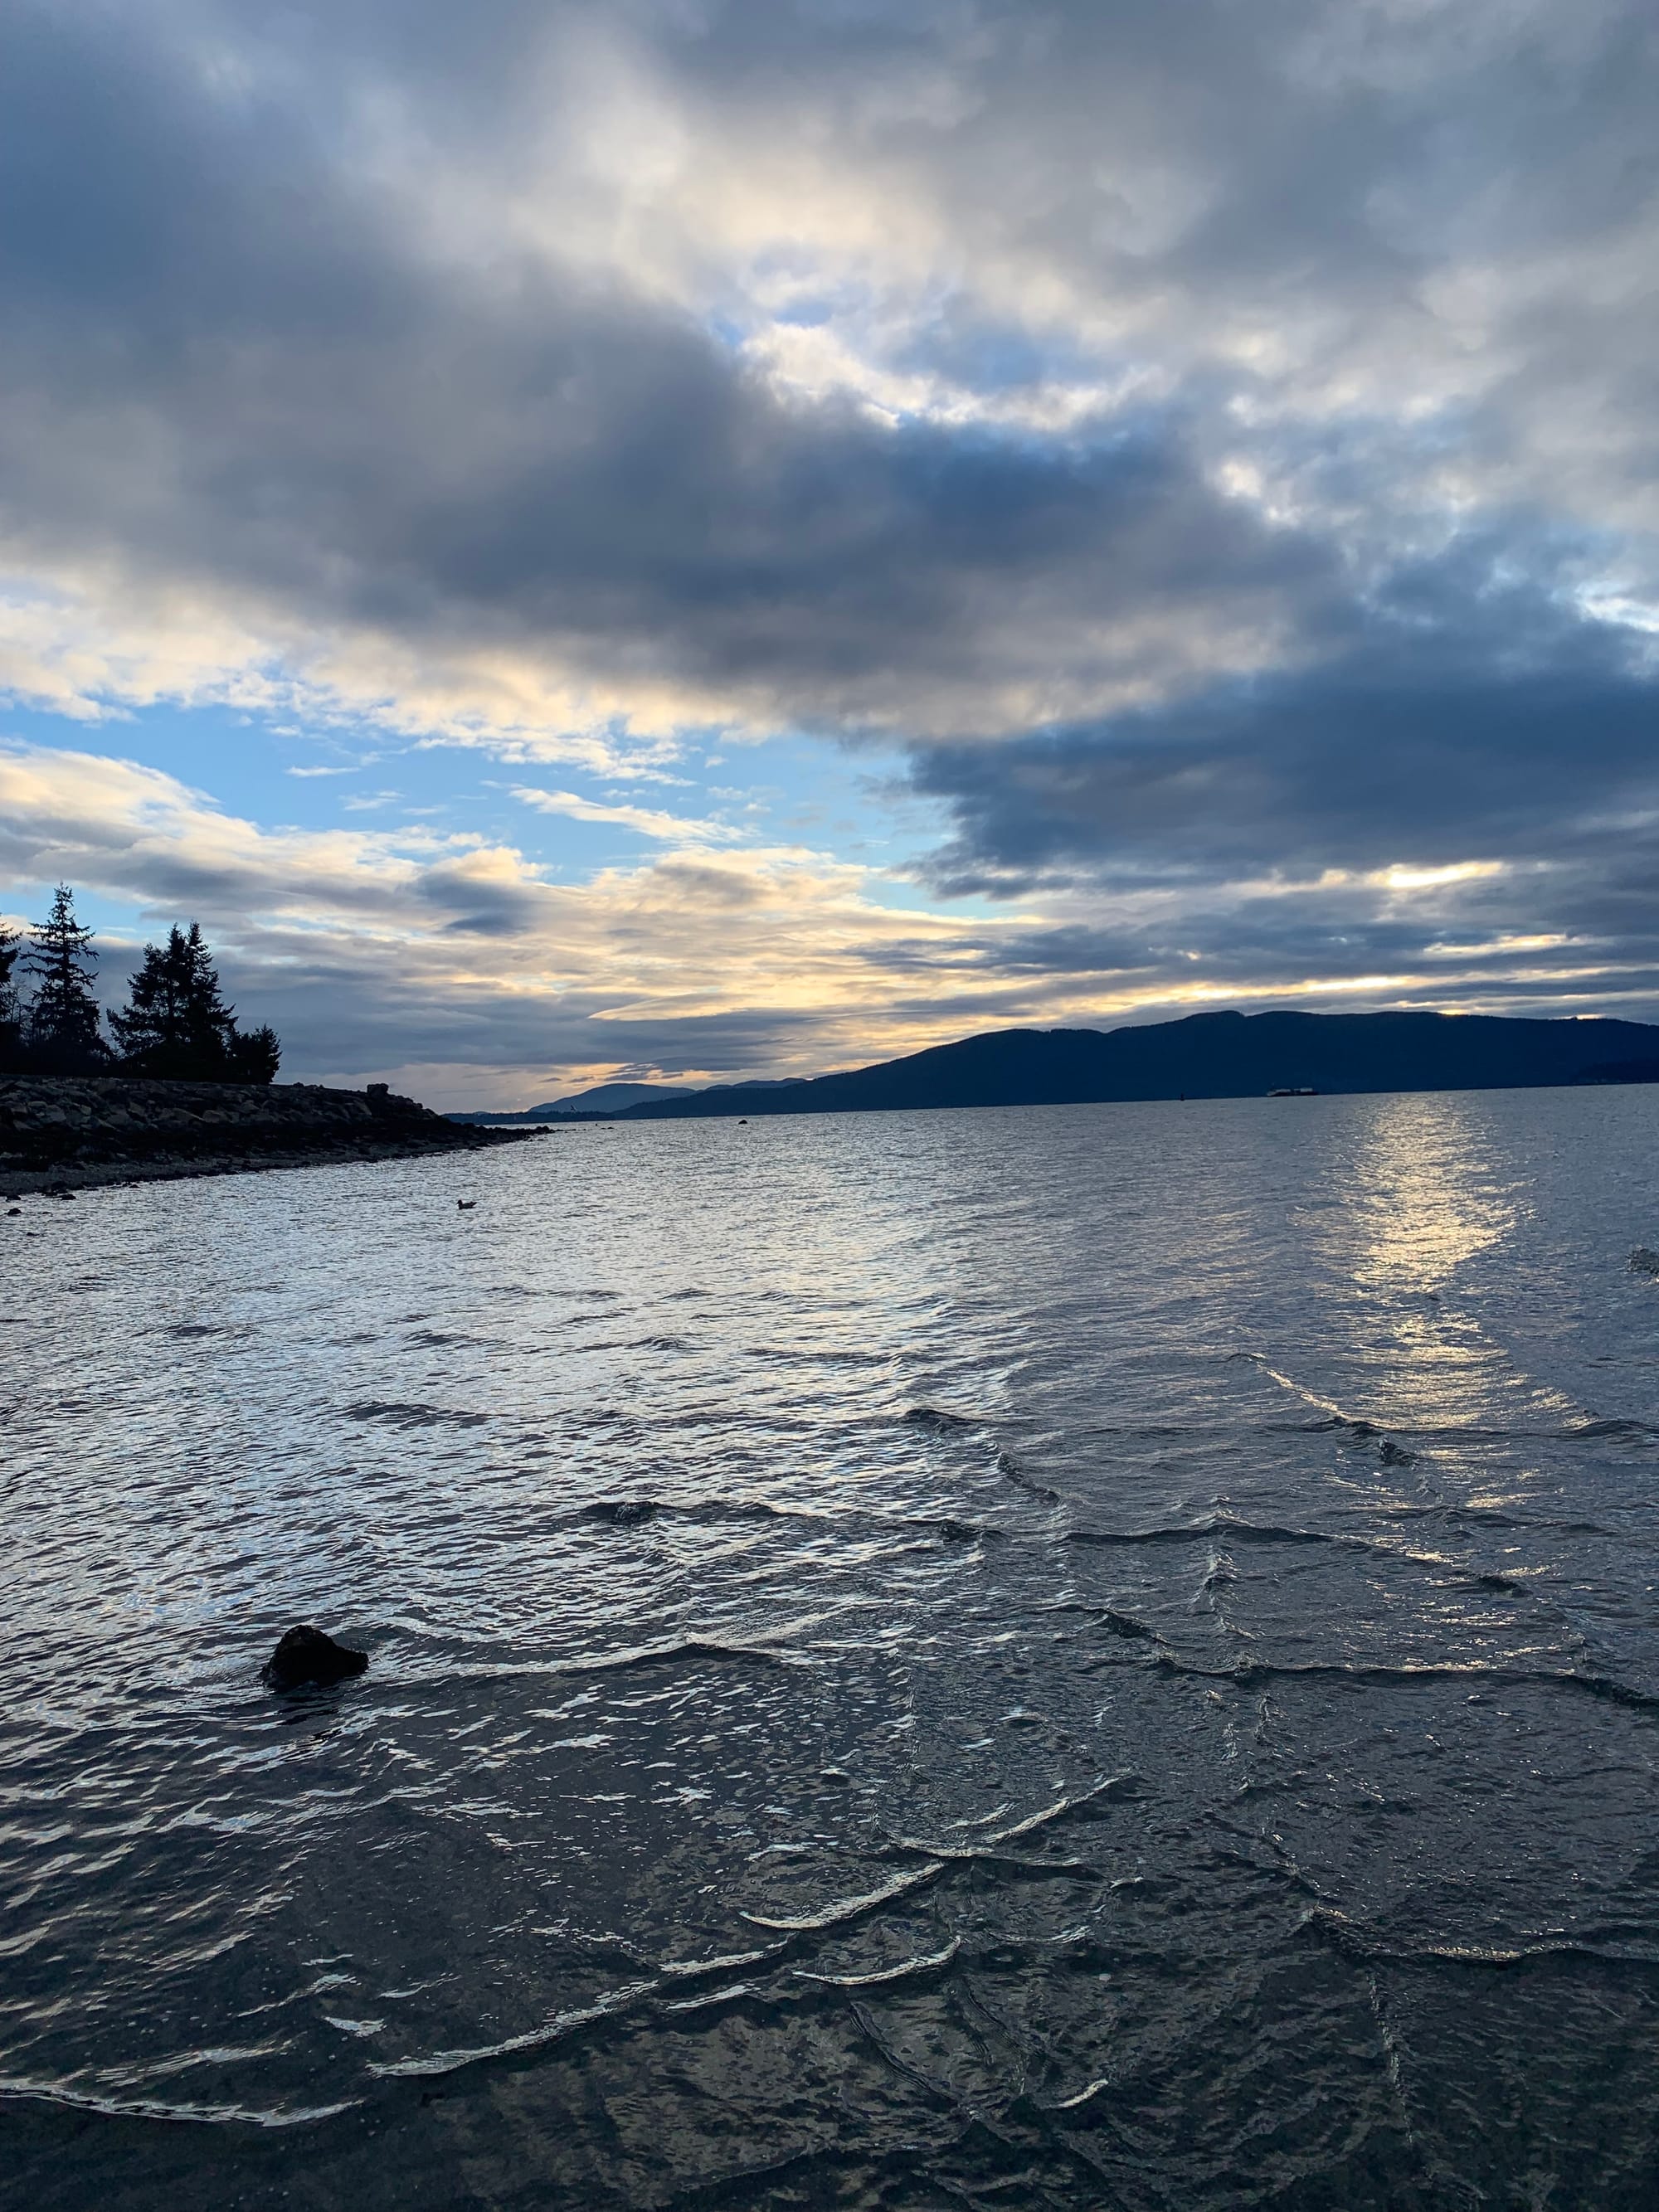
[5,1087,1659,2209]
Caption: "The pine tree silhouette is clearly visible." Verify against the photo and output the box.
[0,920,23,1071]
[110,921,281,1082]
[227,1022,281,1084]
[25,886,108,1072]
[109,926,200,1073]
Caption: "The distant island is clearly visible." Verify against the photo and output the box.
[447,1077,818,1125]
[484,1009,1659,1125]
[448,1080,698,1124]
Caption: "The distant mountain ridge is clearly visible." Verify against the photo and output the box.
[612,1010,1659,1121]
[447,1077,813,1124]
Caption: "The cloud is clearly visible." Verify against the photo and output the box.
[17,0,1647,755]
[906,546,1659,921]
[0,740,1029,1092]
[2,1,1659,1061]
[508,786,742,843]
[6,739,1656,1111]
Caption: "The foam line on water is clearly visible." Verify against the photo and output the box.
[1048,2075,1113,2112]
[0,2077,360,2129]
[1305,1906,1659,1971]
[370,1981,663,2079]
[793,1937,961,1989]
[742,1861,947,1933]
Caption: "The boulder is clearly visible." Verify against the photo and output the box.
[263,1623,369,1689]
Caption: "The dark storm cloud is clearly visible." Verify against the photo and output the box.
[911,541,1659,893]
[7,0,1651,736]
[0,2,1335,739]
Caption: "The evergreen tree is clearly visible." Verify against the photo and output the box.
[109,925,197,1073]
[0,921,24,1072]
[25,886,108,1072]
[110,920,281,1082]
[177,922,237,1069]
[226,1022,282,1084]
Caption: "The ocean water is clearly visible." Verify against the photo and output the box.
[5,1087,1659,2210]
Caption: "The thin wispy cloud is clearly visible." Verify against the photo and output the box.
[509,788,742,845]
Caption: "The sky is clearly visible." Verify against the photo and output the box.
[2,0,1657,1107]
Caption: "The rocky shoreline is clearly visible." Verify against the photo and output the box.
[0,1075,546,1195]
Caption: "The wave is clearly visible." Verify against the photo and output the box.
[1151,1654,1659,1709]
[581,1499,663,1526]
[658,1981,763,2015]
[1304,1905,1659,1973]
[558,1636,799,1676]
[1067,1516,1333,1552]
[371,1981,663,2081]
[741,1861,946,1934]
[332,1783,1136,2092]
[576,1494,1006,1549]
[793,1937,961,1990]
[996,1450,1062,1502]
[900,1404,980,1431]
[658,1946,784,1981]
[1068,1517,1536,1599]
[0,2076,358,2129]
[342,1401,489,1429]
[1045,2075,1112,2113]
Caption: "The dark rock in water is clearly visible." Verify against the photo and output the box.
[263,1624,369,1689]
[586,1499,659,1526]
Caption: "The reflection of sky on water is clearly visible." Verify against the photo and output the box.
[1278,1091,1592,1443]
[1345,1094,1513,1296]
[7,1086,1659,2207]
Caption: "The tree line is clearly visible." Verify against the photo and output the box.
[0,886,281,1082]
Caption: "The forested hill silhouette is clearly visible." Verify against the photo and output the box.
[616,1010,1659,1121]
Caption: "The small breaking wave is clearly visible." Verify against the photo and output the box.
[1046,2075,1112,2113]
[742,1862,946,1934]
[794,1937,961,1990]
[371,1983,662,2081]
[0,2076,359,2128]
[1304,1905,1659,1973]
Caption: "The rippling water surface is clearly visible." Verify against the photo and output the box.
[7,1088,1659,2209]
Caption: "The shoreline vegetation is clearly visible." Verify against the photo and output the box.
[0,887,541,1195]
[1,884,280,1082]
